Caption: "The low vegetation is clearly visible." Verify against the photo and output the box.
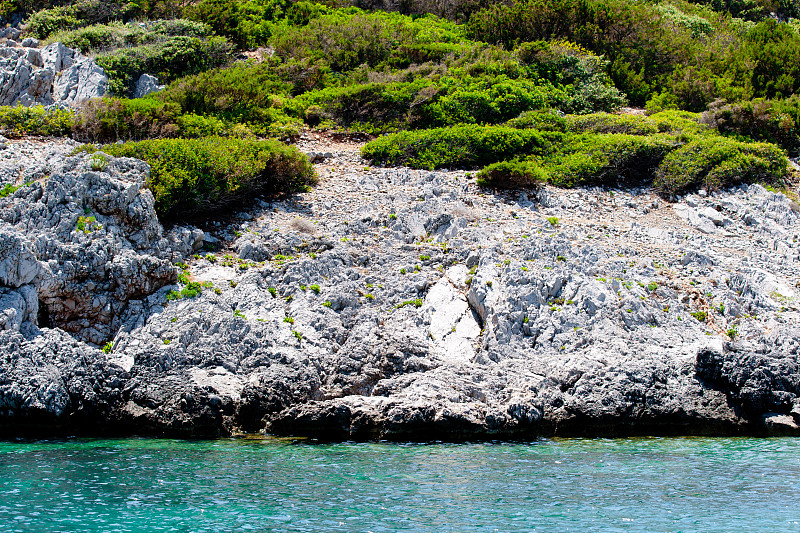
[0,0,795,206]
[79,137,315,218]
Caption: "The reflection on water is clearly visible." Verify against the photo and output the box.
[1,437,799,532]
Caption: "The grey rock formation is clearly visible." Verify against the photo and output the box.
[0,145,188,345]
[0,138,798,439]
[134,73,165,98]
[0,41,107,107]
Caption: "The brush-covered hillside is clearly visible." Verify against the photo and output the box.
[1,0,800,214]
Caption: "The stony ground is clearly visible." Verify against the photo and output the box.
[1,134,799,439]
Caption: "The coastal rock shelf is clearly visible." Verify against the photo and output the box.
[1,136,798,439]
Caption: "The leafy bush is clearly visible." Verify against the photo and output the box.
[96,35,234,96]
[515,40,627,113]
[187,0,321,49]
[0,105,74,137]
[476,159,549,188]
[97,137,316,218]
[506,110,568,131]
[49,19,212,54]
[270,9,466,73]
[655,136,787,195]
[25,0,139,39]
[542,133,677,187]
[72,97,181,142]
[361,125,562,168]
[479,132,676,188]
[701,97,800,154]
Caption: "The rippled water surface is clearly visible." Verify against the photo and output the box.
[1,437,799,532]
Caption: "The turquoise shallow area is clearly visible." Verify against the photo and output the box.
[1,437,799,532]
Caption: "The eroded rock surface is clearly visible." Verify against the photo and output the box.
[1,135,798,439]
[0,41,107,107]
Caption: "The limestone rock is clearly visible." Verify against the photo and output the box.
[134,73,165,99]
[0,41,107,107]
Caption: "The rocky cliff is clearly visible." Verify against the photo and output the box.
[0,135,798,439]
[0,41,107,107]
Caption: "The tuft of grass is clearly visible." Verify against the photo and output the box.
[394,298,424,310]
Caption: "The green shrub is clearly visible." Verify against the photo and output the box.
[514,40,627,113]
[0,183,20,198]
[99,137,316,218]
[49,19,212,54]
[655,136,787,195]
[544,133,677,187]
[96,35,234,96]
[701,97,800,155]
[476,159,549,188]
[0,105,74,137]
[270,9,465,73]
[506,110,568,131]
[566,113,660,135]
[26,0,140,39]
[72,97,181,143]
[362,125,562,168]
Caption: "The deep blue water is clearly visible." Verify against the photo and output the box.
[1,436,799,532]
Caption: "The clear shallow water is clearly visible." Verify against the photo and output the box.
[1,437,799,532]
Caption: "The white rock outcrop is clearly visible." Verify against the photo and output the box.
[0,41,107,107]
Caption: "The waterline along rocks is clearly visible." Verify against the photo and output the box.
[0,136,799,439]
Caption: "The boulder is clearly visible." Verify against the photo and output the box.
[134,73,165,98]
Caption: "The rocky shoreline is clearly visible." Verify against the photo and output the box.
[1,133,799,440]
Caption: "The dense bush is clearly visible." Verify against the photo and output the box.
[655,136,787,194]
[25,1,140,39]
[701,97,800,154]
[515,40,627,113]
[97,35,234,96]
[49,19,212,54]
[72,97,181,142]
[96,137,316,217]
[361,125,562,168]
[542,133,678,186]
[365,115,789,194]
[477,133,676,188]
[0,105,74,137]
[187,0,324,48]
[155,59,303,136]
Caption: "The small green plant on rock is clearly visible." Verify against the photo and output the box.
[102,341,113,353]
[76,215,101,234]
[690,311,707,322]
[546,216,559,226]
[89,154,108,171]
[0,183,20,198]
[394,298,423,310]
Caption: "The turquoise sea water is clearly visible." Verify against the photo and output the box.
[1,437,799,532]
